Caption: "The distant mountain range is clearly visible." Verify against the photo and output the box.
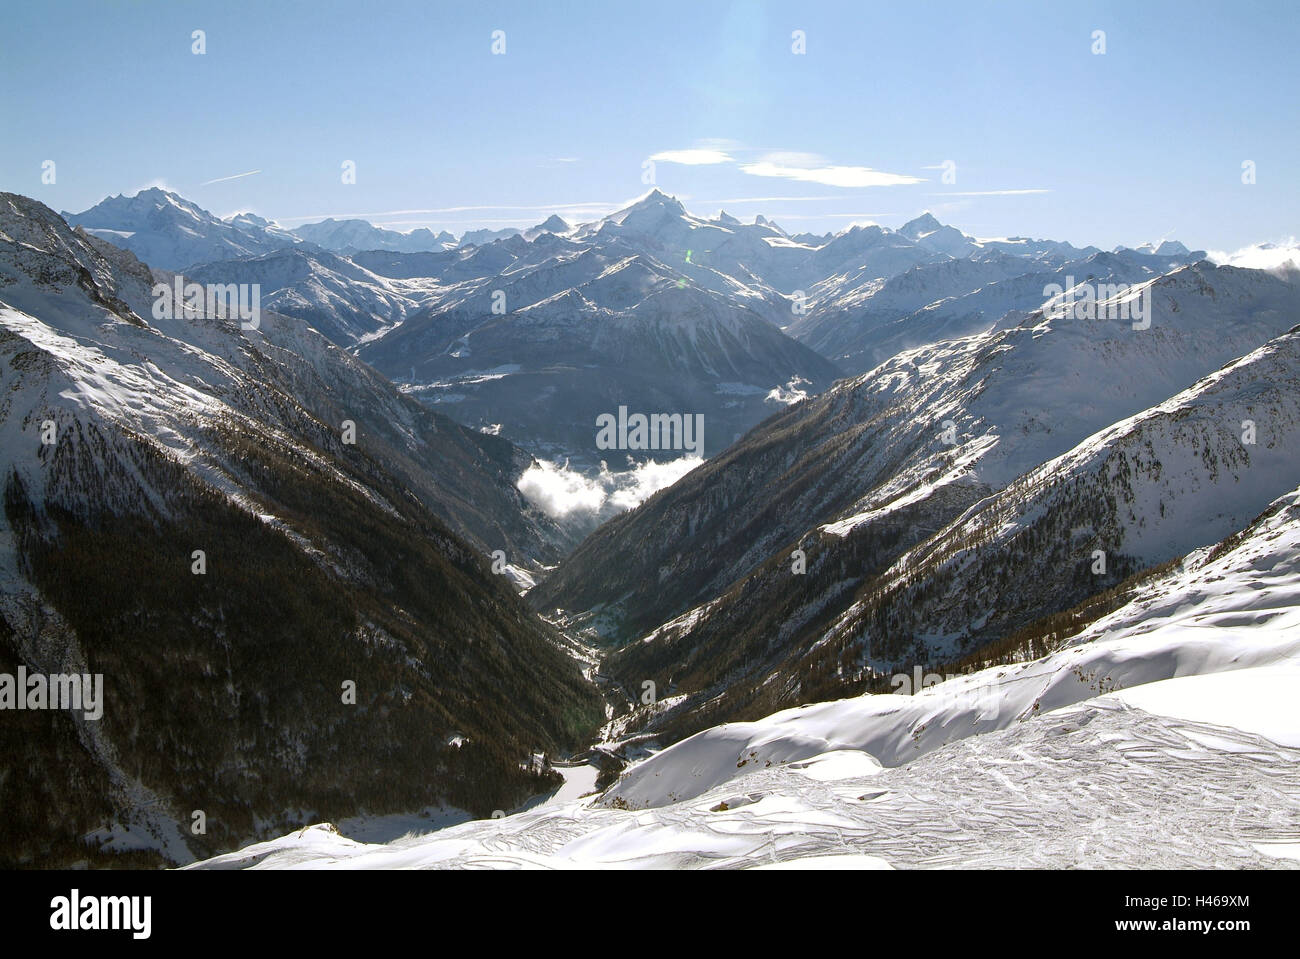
[64,188,1214,468]
[63,188,559,271]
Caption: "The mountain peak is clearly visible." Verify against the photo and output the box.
[132,187,203,212]
[128,186,170,200]
[1155,239,1191,257]
[227,211,274,228]
[753,214,788,236]
[900,212,945,238]
[597,189,691,236]
[631,188,685,211]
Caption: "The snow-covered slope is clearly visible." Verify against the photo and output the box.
[606,479,1300,808]
[817,324,1300,665]
[188,481,1300,868]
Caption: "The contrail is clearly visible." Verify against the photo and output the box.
[200,169,262,186]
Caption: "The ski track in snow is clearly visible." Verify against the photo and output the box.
[187,697,1299,870]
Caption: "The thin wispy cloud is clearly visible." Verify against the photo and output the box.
[649,149,734,165]
[927,189,1049,196]
[199,169,262,186]
[741,161,923,188]
[697,195,864,205]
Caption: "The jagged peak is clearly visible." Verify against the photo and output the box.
[900,211,947,238]
[624,188,686,213]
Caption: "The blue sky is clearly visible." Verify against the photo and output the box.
[2,0,1296,250]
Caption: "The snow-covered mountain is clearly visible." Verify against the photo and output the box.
[0,193,600,867]
[95,190,841,458]
[523,215,571,241]
[64,188,303,270]
[14,181,1298,872]
[898,210,1104,263]
[187,246,438,346]
[3,194,572,565]
[187,479,1300,868]
[898,211,980,258]
[66,190,581,271]
[1128,239,1199,258]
